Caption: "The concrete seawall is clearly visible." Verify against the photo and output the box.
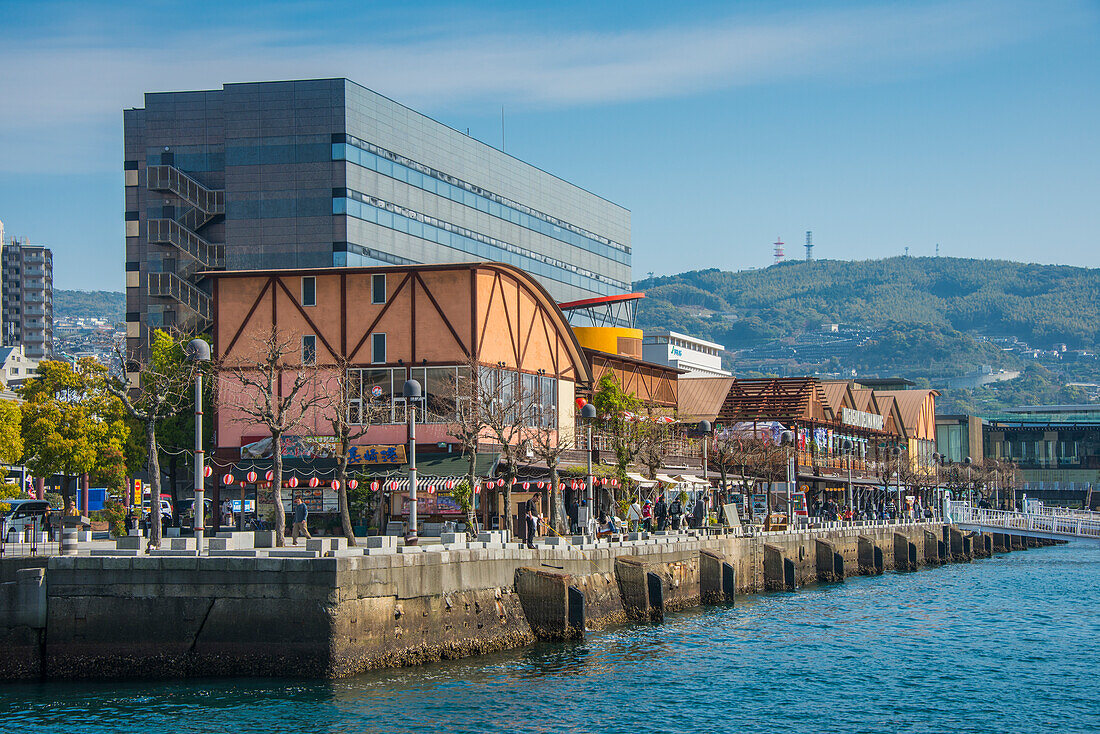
[0,523,1059,680]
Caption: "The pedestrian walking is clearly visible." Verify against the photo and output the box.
[669,497,683,530]
[655,495,668,531]
[641,500,653,532]
[691,496,705,529]
[291,497,311,544]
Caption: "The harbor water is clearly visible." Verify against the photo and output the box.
[3,543,1099,733]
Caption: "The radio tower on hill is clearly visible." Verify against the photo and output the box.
[773,236,785,265]
[805,231,814,261]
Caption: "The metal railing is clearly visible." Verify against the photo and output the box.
[147,272,212,320]
[950,502,1100,540]
[0,517,60,558]
[147,165,224,216]
[148,219,225,269]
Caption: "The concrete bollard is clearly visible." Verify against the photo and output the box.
[763,544,796,591]
[923,530,941,565]
[700,550,726,604]
[515,567,583,641]
[893,533,917,571]
[815,539,843,583]
[857,536,880,576]
[60,522,79,557]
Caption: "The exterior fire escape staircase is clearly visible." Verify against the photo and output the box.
[146,165,224,330]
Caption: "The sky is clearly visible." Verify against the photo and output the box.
[0,0,1097,291]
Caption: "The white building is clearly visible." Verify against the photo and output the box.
[0,345,39,388]
[641,329,730,378]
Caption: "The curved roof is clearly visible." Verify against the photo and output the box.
[557,292,646,311]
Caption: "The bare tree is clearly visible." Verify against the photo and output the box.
[477,367,537,540]
[634,421,670,498]
[319,358,387,546]
[530,420,575,536]
[106,331,194,549]
[446,360,487,533]
[220,327,324,547]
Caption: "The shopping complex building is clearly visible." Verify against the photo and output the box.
[124,78,630,351]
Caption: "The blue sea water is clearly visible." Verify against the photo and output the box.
[3,544,1099,733]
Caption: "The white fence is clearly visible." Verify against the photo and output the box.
[950,502,1100,541]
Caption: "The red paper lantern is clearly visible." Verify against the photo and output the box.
[246,471,258,483]
[575,397,587,410]
[309,477,320,488]
[370,481,379,491]
[536,481,545,489]
[559,482,565,492]
[446,479,455,490]
[331,479,340,490]
[265,470,274,482]
[203,466,213,478]
[522,482,530,490]
[348,479,359,490]
[287,477,299,488]
[474,484,481,495]
[222,473,235,485]
[389,480,399,491]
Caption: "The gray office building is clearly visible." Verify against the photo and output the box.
[124,78,631,348]
[2,238,54,359]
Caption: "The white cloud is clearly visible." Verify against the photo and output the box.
[0,0,1089,172]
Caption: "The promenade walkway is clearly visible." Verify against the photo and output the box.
[950,502,1100,543]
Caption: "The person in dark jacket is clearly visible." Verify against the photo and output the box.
[655,496,668,531]
[691,497,705,529]
[291,497,311,544]
[669,498,683,530]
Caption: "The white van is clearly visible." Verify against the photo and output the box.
[1,499,52,540]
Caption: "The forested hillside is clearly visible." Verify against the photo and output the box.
[54,290,125,323]
[636,257,1100,349]
[635,257,1100,412]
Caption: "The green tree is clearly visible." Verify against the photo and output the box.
[0,399,24,470]
[591,373,642,510]
[106,330,196,547]
[18,358,130,508]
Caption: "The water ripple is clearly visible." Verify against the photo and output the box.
[2,544,1100,733]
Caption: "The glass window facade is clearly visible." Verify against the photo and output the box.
[336,193,628,295]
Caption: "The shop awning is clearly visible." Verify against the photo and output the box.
[228,452,499,480]
[626,472,657,486]
[655,473,681,484]
[675,474,708,485]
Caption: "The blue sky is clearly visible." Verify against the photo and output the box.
[0,0,1097,290]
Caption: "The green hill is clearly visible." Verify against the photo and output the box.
[53,289,125,323]
[634,257,1100,412]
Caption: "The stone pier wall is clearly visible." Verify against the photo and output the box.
[0,522,1023,681]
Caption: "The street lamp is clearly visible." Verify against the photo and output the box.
[780,430,795,522]
[932,452,943,519]
[697,420,712,514]
[404,379,422,545]
[890,446,902,521]
[842,438,854,521]
[185,338,211,553]
[965,456,973,506]
[581,402,597,534]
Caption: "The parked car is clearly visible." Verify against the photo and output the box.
[142,497,174,529]
[179,498,214,530]
[1,499,52,539]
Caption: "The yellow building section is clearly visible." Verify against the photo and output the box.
[571,326,643,359]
